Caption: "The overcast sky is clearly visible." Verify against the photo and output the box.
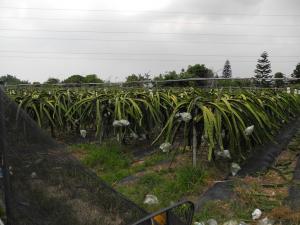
[0,0,299,82]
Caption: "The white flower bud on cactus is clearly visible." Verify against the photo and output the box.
[160,142,172,153]
[244,125,254,136]
[80,129,87,138]
[231,163,241,176]
[179,112,192,122]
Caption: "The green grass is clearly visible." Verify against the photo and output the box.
[81,143,130,169]
[72,142,132,184]
[117,165,208,211]
[143,153,170,167]
[72,143,208,211]
[193,176,288,224]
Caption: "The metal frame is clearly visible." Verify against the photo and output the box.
[131,200,194,225]
[0,84,12,225]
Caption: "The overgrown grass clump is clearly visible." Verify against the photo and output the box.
[118,165,207,211]
[82,143,130,169]
[74,143,132,184]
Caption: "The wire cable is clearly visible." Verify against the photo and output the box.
[1,17,300,27]
[0,55,298,63]
[0,50,298,58]
[1,6,300,17]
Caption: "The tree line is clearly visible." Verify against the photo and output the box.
[1,51,300,86]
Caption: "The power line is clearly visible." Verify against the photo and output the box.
[1,6,300,17]
[0,16,299,27]
[0,50,299,58]
[0,33,299,41]
[1,17,299,27]
[0,55,298,63]
[0,35,298,45]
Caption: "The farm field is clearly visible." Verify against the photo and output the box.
[71,130,300,224]
[5,87,300,224]
[7,87,300,161]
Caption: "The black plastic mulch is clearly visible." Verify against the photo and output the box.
[195,118,300,211]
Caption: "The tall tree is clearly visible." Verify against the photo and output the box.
[274,72,285,87]
[63,75,85,83]
[254,51,272,85]
[0,74,29,85]
[125,74,145,83]
[292,63,300,79]
[183,64,214,86]
[222,60,232,78]
[45,77,60,84]
[84,74,103,83]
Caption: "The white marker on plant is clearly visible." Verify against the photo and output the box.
[179,112,192,122]
[216,149,231,159]
[231,163,241,176]
[244,125,254,136]
[160,142,172,153]
[143,194,159,205]
[252,208,262,220]
[80,129,87,138]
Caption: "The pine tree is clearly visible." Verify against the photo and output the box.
[254,51,272,85]
[222,60,232,78]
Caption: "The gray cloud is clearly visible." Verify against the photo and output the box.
[0,0,299,82]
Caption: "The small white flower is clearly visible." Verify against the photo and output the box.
[287,87,291,94]
[160,142,172,153]
[294,89,298,95]
[143,194,159,205]
[113,119,130,127]
[216,149,231,159]
[179,112,192,122]
[113,120,122,127]
[31,172,37,178]
[194,222,205,225]
[252,208,262,220]
[231,163,241,176]
[80,129,87,138]
[9,166,13,175]
[130,132,138,139]
[119,119,130,126]
[207,219,218,225]
[244,125,254,136]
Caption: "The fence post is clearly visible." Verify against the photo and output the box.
[0,83,12,225]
